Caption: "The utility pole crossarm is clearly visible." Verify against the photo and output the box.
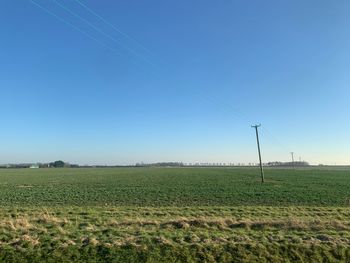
[251,124,265,183]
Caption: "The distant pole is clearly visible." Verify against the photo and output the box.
[251,124,264,183]
[291,152,295,169]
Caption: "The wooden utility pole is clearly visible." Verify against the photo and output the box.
[251,124,264,183]
[291,152,295,170]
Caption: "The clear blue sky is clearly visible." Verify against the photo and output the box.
[1,0,349,165]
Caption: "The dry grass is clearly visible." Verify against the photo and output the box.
[1,218,32,232]
[0,206,349,257]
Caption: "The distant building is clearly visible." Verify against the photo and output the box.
[30,164,39,169]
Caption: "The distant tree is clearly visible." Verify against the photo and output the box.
[50,160,65,168]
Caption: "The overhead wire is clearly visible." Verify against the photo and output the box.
[27,0,158,72]
[197,92,294,159]
[51,0,155,66]
[27,0,297,163]
[73,0,154,57]
[260,126,292,153]
[196,93,248,124]
[27,0,122,56]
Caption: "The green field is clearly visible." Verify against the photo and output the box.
[0,167,349,262]
[1,167,350,206]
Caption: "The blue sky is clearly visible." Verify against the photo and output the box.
[0,0,350,165]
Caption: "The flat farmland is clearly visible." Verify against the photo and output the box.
[0,168,349,262]
[0,167,349,206]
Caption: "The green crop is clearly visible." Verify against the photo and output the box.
[0,167,349,262]
[0,167,349,207]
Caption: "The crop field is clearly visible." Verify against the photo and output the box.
[0,167,350,262]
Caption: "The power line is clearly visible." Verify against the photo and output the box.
[211,97,294,156]
[195,93,248,124]
[27,0,122,56]
[198,93,292,151]
[73,0,154,57]
[196,92,298,163]
[260,126,292,153]
[28,1,302,166]
[51,0,154,66]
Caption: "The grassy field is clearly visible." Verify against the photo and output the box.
[1,167,350,206]
[0,167,349,262]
